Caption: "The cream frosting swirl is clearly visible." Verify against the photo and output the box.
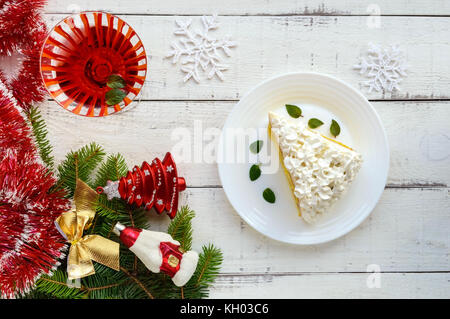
[269,113,363,224]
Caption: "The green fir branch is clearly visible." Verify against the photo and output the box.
[95,197,150,232]
[173,244,223,299]
[55,143,105,197]
[25,106,54,169]
[194,244,223,287]
[168,205,195,251]
[21,289,55,299]
[81,271,127,299]
[96,196,128,221]
[35,270,87,299]
[120,275,158,299]
[94,153,128,188]
[120,267,155,299]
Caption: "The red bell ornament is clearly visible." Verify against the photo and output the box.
[113,222,198,287]
[97,152,186,219]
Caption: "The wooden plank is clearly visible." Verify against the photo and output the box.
[46,0,450,16]
[41,101,450,187]
[209,273,450,298]
[33,1,450,299]
[43,15,450,101]
[177,187,450,274]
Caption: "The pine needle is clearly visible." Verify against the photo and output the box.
[95,197,150,231]
[94,153,128,188]
[25,106,54,169]
[35,270,86,299]
[168,205,195,251]
[193,244,223,287]
[81,272,127,299]
[120,267,154,299]
[182,244,223,298]
[55,143,105,197]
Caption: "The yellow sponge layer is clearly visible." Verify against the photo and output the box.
[268,123,302,217]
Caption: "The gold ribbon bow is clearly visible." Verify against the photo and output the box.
[55,179,120,280]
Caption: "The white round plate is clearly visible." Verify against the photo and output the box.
[217,72,389,245]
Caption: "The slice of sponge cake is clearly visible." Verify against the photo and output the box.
[268,112,362,223]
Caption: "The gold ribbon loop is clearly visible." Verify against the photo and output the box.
[55,179,120,280]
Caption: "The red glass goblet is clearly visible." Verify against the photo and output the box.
[40,12,147,117]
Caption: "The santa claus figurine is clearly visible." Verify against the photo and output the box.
[113,222,199,287]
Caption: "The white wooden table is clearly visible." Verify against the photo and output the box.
[38,1,449,298]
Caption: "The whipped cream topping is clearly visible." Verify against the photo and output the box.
[269,113,363,224]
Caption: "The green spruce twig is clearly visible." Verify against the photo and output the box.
[54,143,105,196]
[25,106,55,170]
[34,270,86,299]
[120,267,154,299]
[168,205,195,251]
[192,244,223,287]
[94,153,128,187]
[181,244,223,299]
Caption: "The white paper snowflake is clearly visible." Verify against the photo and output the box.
[354,43,407,93]
[166,14,236,83]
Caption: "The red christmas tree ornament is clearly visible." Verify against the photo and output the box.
[97,152,186,219]
[113,222,198,287]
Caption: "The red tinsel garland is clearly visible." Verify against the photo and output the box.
[0,0,47,53]
[0,0,48,109]
[0,0,69,298]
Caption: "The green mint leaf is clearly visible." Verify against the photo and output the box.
[308,118,324,129]
[250,140,263,154]
[330,119,341,137]
[285,104,302,118]
[249,164,261,181]
[105,88,127,106]
[107,74,126,89]
[263,188,276,203]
